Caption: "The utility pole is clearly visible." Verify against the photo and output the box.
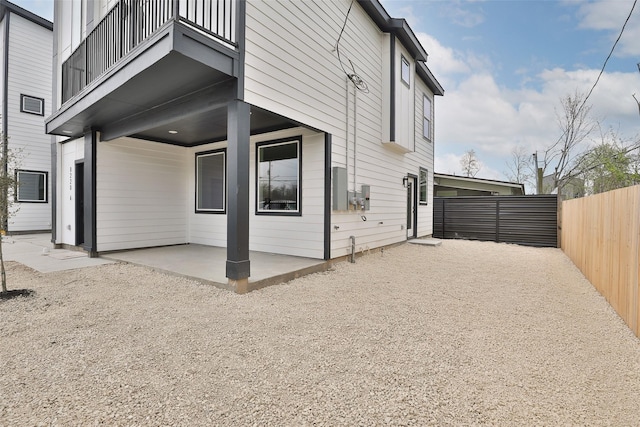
[533,152,543,194]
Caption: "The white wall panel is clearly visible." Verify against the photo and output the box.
[5,14,53,232]
[95,137,189,252]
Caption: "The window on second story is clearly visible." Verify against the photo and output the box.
[423,95,432,140]
[401,56,410,87]
[16,170,48,203]
[419,167,428,205]
[20,95,44,116]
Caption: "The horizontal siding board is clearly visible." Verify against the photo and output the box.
[434,196,558,247]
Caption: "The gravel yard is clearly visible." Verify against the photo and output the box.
[1,239,639,426]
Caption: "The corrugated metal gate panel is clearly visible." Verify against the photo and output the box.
[433,195,558,247]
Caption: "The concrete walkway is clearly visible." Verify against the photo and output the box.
[2,234,113,273]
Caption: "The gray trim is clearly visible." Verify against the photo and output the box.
[236,0,246,99]
[2,11,9,232]
[357,0,444,95]
[14,169,48,203]
[19,94,44,115]
[419,166,428,205]
[389,33,395,142]
[254,136,302,217]
[225,99,251,280]
[323,133,331,260]
[83,130,97,257]
[50,1,58,244]
[100,79,235,142]
[407,172,418,239]
[194,148,227,214]
[50,140,56,242]
[0,0,52,31]
[416,62,444,96]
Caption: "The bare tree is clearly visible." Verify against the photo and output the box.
[539,90,596,194]
[460,149,481,177]
[504,145,534,186]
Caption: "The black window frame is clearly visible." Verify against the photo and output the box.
[15,169,48,203]
[255,136,302,217]
[419,167,428,205]
[195,148,226,214]
[401,55,410,87]
[423,95,432,140]
[20,94,45,116]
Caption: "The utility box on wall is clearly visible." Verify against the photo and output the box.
[333,167,347,210]
[361,185,370,210]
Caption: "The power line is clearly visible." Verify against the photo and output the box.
[578,0,638,113]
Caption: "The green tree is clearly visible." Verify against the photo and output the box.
[576,129,640,195]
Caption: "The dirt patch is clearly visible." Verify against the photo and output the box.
[0,240,639,426]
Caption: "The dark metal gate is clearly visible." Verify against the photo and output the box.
[433,195,558,247]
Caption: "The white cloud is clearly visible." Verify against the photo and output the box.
[574,0,640,56]
[432,64,640,181]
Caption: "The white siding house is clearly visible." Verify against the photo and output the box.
[46,0,443,292]
[0,1,53,233]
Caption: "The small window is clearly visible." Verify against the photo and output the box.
[401,56,410,86]
[419,167,428,205]
[423,95,432,140]
[256,138,301,215]
[20,94,44,116]
[196,149,226,213]
[16,170,47,203]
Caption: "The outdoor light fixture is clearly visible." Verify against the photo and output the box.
[402,176,408,188]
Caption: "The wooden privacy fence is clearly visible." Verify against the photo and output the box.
[433,195,558,248]
[561,185,640,338]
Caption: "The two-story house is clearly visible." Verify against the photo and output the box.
[1,0,52,233]
[46,0,443,292]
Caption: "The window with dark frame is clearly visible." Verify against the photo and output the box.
[195,150,226,213]
[20,94,44,116]
[256,138,301,215]
[401,56,410,86]
[419,167,428,205]
[423,95,432,140]
[16,170,47,203]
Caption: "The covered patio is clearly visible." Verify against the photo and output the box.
[103,245,329,292]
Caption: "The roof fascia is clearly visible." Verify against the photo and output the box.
[0,0,52,31]
[434,173,523,189]
[358,0,443,95]
[417,62,444,96]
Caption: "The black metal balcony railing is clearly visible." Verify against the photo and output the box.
[62,0,237,103]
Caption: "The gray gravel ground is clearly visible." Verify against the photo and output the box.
[1,239,639,426]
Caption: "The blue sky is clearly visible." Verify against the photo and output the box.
[13,0,640,190]
[381,0,640,187]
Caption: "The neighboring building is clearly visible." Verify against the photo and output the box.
[0,1,52,233]
[434,173,525,196]
[46,0,443,291]
[542,173,584,199]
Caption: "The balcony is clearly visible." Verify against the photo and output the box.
[48,0,253,145]
[61,0,238,104]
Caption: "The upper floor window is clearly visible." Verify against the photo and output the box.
[256,138,301,216]
[419,167,428,205]
[423,95,432,140]
[16,170,48,203]
[20,95,44,116]
[196,149,226,213]
[401,56,410,87]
